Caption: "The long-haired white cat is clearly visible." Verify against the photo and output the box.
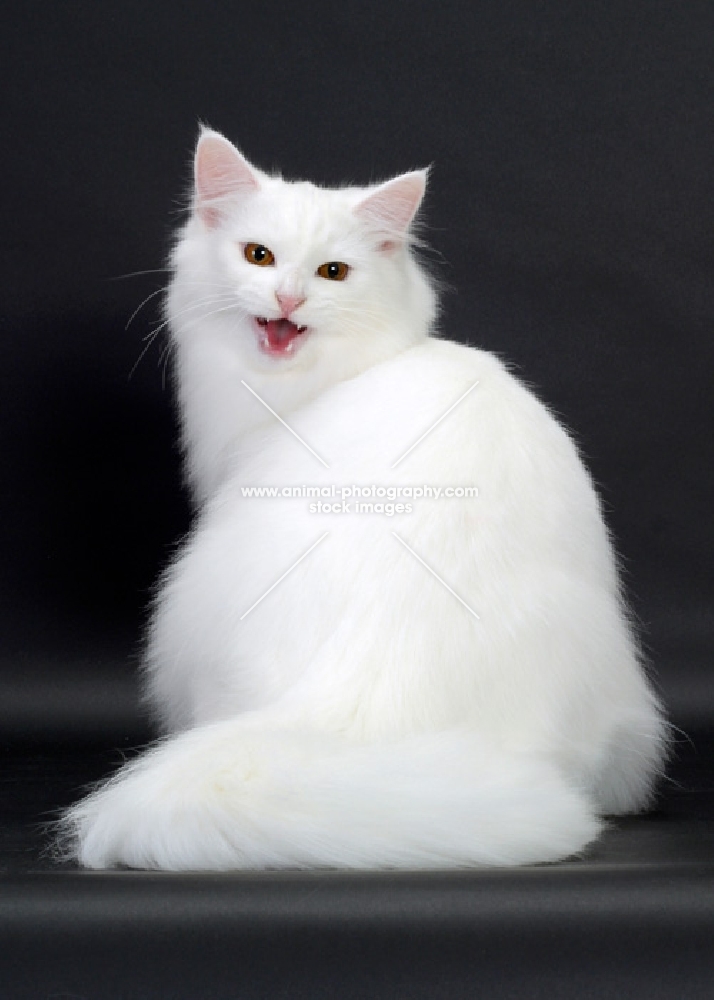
[62,128,666,869]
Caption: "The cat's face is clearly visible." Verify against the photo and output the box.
[212,180,397,362]
[169,131,436,375]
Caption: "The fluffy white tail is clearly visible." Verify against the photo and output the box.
[61,721,602,870]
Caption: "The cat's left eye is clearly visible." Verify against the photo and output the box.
[317,261,350,281]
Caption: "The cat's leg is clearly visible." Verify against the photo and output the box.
[172,338,254,505]
[60,716,602,870]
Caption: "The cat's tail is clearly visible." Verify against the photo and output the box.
[59,720,602,870]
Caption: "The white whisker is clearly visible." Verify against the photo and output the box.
[128,295,239,379]
[128,328,164,380]
[125,286,169,331]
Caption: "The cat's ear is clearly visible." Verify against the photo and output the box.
[193,128,261,228]
[354,170,427,252]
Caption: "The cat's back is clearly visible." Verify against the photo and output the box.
[254,335,584,493]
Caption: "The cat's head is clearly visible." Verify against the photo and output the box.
[168,129,438,377]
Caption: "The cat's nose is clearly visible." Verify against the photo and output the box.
[276,293,305,317]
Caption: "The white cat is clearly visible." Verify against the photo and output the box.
[62,129,667,869]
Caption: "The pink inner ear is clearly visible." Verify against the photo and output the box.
[354,172,426,243]
[194,132,260,226]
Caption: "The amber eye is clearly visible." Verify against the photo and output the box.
[317,261,349,281]
[243,243,275,266]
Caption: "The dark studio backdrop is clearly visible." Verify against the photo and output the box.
[2,4,714,998]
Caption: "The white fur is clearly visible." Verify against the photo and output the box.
[62,131,667,870]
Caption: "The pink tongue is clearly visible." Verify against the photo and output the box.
[265,319,301,351]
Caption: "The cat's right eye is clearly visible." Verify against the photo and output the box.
[243,243,275,266]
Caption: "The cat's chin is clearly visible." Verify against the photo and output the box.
[254,316,309,359]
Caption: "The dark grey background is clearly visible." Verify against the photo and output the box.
[1,1,712,740]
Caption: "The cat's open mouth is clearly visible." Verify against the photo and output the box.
[254,317,308,357]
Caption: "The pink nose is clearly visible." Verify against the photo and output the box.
[276,293,305,316]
